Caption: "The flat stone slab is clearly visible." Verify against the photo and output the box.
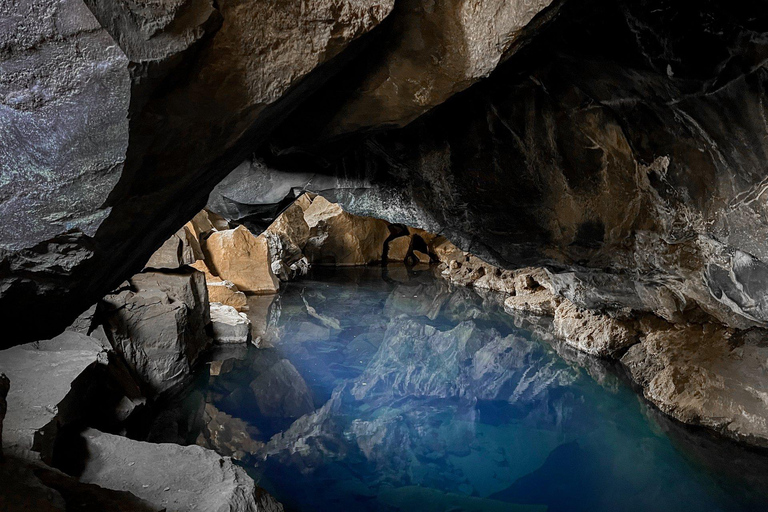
[79,429,283,512]
[0,331,106,458]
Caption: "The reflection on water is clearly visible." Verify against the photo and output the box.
[186,267,768,512]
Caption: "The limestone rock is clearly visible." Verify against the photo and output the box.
[204,226,280,294]
[553,301,638,358]
[303,196,391,266]
[387,236,411,262]
[78,429,283,512]
[208,280,249,312]
[144,225,203,270]
[0,374,8,460]
[101,270,211,396]
[622,325,768,448]
[250,360,314,418]
[211,303,252,344]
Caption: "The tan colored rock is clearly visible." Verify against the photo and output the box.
[144,225,203,270]
[622,324,768,448]
[413,250,431,264]
[207,280,248,312]
[189,260,222,282]
[203,226,280,294]
[267,201,310,260]
[387,236,411,262]
[553,301,638,357]
[504,290,560,316]
[431,236,465,264]
[303,196,391,266]
[328,0,554,133]
[185,210,217,242]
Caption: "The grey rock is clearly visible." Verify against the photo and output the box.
[78,428,283,512]
[553,301,638,358]
[144,225,203,270]
[101,270,211,396]
[249,359,314,419]
[0,373,8,460]
[211,302,252,344]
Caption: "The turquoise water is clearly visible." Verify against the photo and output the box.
[195,266,768,512]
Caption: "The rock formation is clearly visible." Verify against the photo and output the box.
[210,303,252,344]
[0,374,8,460]
[204,226,280,294]
[101,270,211,396]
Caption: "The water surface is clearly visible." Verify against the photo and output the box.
[191,266,768,512]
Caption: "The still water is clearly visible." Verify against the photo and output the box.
[189,266,768,512]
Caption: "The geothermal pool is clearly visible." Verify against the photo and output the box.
[182,267,768,512]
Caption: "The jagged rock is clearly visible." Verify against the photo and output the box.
[412,250,431,264]
[0,0,395,346]
[249,360,314,418]
[504,290,560,316]
[77,429,283,512]
[204,226,280,294]
[553,301,638,358]
[267,200,311,263]
[210,303,251,344]
[0,332,141,461]
[387,236,411,261]
[101,270,211,396]
[144,225,203,270]
[208,280,249,312]
[622,324,768,448]
[0,374,8,460]
[303,196,391,266]
[196,403,263,460]
[244,295,279,346]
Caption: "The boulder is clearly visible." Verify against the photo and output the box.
[622,324,768,448]
[208,280,249,312]
[412,250,431,265]
[250,360,314,419]
[78,429,283,512]
[204,226,280,294]
[101,270,211,397]
[0,374,8,460]
[267,200,311,264]
[303,196,391,266]
[211,303,252,344]
[196,403,263,460]
[0,332,141,461]
[553,301,638,358]
[387,236,411,262]
[144,225,202,270]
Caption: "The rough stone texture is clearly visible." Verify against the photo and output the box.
[303,196,391,266]
[78,428,283,512]
[196,403,263,460]
[0,373,8,460]
[249,359,314,419]
[0,0,395,346]
[387,235,410,262]
[622,324,768,448]
[101,270,211,396]
[324,0,556,133]
[144,225,203,270]
[210,302,251,344]
[553,301,638,358]
[204,226,280,294]
[208,280,249,311]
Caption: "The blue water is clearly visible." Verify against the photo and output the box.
[195,266,768,512]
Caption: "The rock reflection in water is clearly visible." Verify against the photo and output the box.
[189,267,768,512]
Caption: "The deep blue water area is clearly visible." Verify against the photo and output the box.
[189,266,768,512]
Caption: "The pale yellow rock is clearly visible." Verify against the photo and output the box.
[207,281,248,312]
[413,250,431,264]
[303,196,391,266]
[430,236,465,264]
[203,226,279,294]
[294,193,315,212]
[186,210,216,242]
[190,260,222,283]
[387,236,411,261]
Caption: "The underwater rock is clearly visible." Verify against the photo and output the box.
[101,270,211,397]
[196,403,263,460]
[210,303,252,344]
[553,301,639,358]
[250,360,314,419]
[78,429,282,512]
[303,196,391,266]
[622,323,768,448]
[204,226,280,294]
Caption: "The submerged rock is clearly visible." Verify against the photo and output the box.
[78,429,282,512]
[101,270,211,397]
[204,226,280,294]
[211,303,252,344]
[250,360,314,419]
[196,403,263,460]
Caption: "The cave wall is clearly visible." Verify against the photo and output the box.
[254,0,768,330]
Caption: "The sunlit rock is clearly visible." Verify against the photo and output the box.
[387,236,411,262]
[78,429,282,512]
[204,225,280,294]
[101,270,211,397]
[211,303,252,344]
[207,280,249,312]
[553,301,638,358]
